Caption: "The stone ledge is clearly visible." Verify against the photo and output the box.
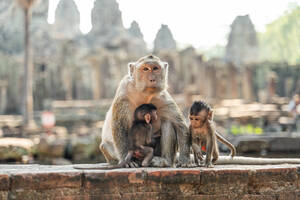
[0,164,299,199]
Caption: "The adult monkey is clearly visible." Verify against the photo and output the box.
[100,55,190,167]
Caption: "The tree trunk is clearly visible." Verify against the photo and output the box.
[22,8,35,127]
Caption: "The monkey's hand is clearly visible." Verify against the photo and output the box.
[194,152,204,167]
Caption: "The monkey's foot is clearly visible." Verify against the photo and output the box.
[150,157,172,167]
[142,161,150,167]
[176,157,197,168]
[204,162,214,168]
[185,163,199,168]
[176,159,196,168]
[175,159,191,167]
[176,163,197,168]
[125,161,140,168]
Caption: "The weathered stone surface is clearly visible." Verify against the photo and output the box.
[9,189,80,200]
[179,47,198,90]
[248,167,298,194]
[0,174,9,190]
[82,0,147,56]
[0,0,11,14]
[10,171,81,190]
[153,24,177,53]
[0,164,299,199]
[128,21,144,40]
[0,0,50,55]
[90,0,123,36]
[32,0,49,23]
[86,0,124,48]
[0,1,23,54]
[225,15,259,67]
[53,0,80,39]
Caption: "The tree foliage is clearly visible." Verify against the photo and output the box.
[259,4,300,65]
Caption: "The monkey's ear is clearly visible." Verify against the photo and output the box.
[208,110,214,121]
[163,62,169,71]
[128,62,136,77]
[162,62,169,86]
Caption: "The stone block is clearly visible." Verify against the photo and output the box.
[0,164,298,199]
[10,171,82,190]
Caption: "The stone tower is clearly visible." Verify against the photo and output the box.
[128,21,144,39]
[0,0,12,15]
[32,0,49,24]
[90,0,124,36]
[225,15,259,67]
[54,0,80,39]
[153,24,176,53]
[0,0,23,54]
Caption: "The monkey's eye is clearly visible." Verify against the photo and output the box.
[153,66,159,71]
[143,67,150,72]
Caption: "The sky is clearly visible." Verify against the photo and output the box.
[48,0,300,49]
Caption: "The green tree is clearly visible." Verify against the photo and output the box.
[259,4,300,65]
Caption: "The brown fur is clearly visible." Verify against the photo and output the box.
[189,101,236,167]
[99,55,190,168]
[74,104,156,170]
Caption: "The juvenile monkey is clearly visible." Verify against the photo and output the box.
[189,101,236,168]
[74,104,157,170]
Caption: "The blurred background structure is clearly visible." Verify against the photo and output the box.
[0,0,299,165]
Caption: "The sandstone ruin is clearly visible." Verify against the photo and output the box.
[225,15,259,67]
[153,24,177,53]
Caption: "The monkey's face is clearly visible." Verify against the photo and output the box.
[144,113,151,124]
[189,110,208,128]
[137,62,163,93]
[129,55,168,94]
[142,110,157,124]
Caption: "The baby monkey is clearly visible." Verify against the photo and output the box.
[73,103,157,170]
[189,101,236,167]
[126,103,157,167]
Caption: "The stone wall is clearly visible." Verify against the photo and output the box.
[0,164,299,199]
[1,0,299,114]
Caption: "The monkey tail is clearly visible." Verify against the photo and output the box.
[216,131,236,157]
[73,162,125,170]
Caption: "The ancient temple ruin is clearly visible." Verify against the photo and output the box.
[89,0,124,36]
[0,1,300,169]
[225,15,259,67]
[128,21,144,39]
[0,0,23,54]
[84,0,147,55]
[0,0,299,115]
[53,0,81,39]
[153,24,177,53]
